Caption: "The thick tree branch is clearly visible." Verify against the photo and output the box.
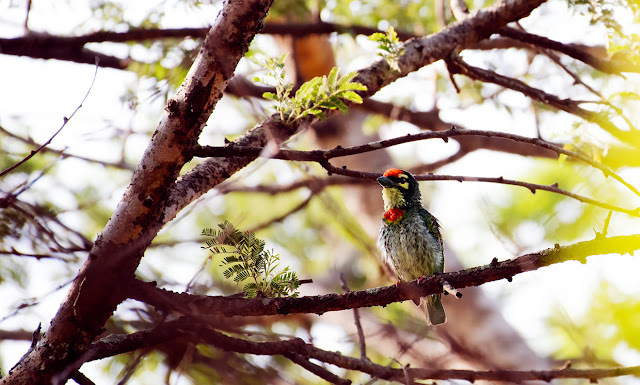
[79,316,640,384]
[128,234,640,317]
[356,0,547,98]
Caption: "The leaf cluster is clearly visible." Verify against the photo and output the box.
[369,27,405,72]
[254,55,367,124]
[202,221,300,298]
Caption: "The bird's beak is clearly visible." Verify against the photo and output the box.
[377,176,395,188]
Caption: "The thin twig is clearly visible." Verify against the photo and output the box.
[0,59,100,178]
[24,0,33,31]
[0,249,69,261]
[340,274,369,362]
[321,162,640,218]
[285,353,352,385]
[70,372,96,385]
[0,125,134,170]
[392,358,416,385]
[247,192,315,233]
[601,211,613,237]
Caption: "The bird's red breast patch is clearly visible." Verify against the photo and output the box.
[383,208,405,222]
[383,168,404,177]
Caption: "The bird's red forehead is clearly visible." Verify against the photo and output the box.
[383,168,404,177]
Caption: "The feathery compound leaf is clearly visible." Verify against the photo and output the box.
[201,222,301,298]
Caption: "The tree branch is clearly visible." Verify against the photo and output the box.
[322,162,640,218]
[128,234,640,317]
[499,26,639,74]
[0,125,134,171]
[194,126,640,201]
[80,316,640,384]
[445,53,639,146]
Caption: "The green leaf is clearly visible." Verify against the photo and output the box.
[263,92,277,101]
[341,91,363,103]
[327,67,339,88]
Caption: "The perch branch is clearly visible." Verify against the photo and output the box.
[128,234,640,317]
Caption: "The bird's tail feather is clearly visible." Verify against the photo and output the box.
[420,294,446,325]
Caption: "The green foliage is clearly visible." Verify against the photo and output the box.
[568,0,640,65]
[369,26,405,72]
[549,281,640,366]
[254,55,367,124]
[327,0,440,35]
[568,0,639,34]
[202,221,300,298]
[492,160,624,245]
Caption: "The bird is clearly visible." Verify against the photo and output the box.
[376,168,446,325]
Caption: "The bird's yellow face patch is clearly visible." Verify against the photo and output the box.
[382,186,406,210]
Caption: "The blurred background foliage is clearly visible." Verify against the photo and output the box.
[1,0,640,383]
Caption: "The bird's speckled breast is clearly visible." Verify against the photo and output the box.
[377,208,443,282]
